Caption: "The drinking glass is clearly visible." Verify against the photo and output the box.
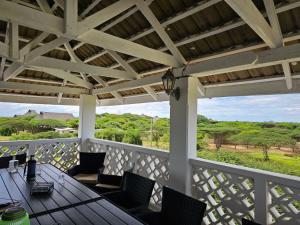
[58,173,65,184]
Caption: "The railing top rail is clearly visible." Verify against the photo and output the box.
[89,138,170,159]
[0,138,80,146]
[190,157,300,189]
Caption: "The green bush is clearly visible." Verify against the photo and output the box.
[123,130,143,145]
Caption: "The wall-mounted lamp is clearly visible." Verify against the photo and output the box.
[161,69,180,100]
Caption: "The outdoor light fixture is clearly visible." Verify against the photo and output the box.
[162,69,180,100]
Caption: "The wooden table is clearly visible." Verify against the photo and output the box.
[0,164,144,225]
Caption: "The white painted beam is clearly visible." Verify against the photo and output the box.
[33,67,93,89]
[0,0,64,35]
[282,62,292,89]
[64,0,78,36]
[224,0,280,48]
[30,56,136,80]
[92,74,162,95]
[0,42,9,59]
[0,24,10,80]
[9,23,19,59]
[19,32,49,60]
[78,0,135,34]
[80,0,102,18]
[36,0,52,13]
[0,81,87,94]
[137,0,186,65]
[197,80,205,96]
[79,30,180,67]
[263,0,283,46]
[185,43,300,77]
[3,63,25,81]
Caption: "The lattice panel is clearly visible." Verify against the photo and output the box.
[192,165,255,225]
[103,146,135,176]
[135,152,169,207]
[88,141,106,153]
[268,182,300,225]
[35,141,80,171]
[0,144,29,157]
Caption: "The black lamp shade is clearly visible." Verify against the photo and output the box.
[162,70,176,95]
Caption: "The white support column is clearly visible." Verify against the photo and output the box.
[78,94,97,152]
[169,76,198,195]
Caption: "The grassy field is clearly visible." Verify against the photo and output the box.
[198,149,300,177]
[0,136,10,141]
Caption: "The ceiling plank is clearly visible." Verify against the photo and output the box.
[30,56,136,80]
[224,0,280,48]
[137,0,186,65]
[0,81,87,95]
[33,67,93,89]
[78,0,135,34]
[78,30,180,67]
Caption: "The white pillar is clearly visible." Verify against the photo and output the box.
[78,94,97,152]
[169,76,198,195]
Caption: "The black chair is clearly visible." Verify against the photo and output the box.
[140,186,207,225]
[103,171,155,213]
[0,155,13,169]
[15,153,27,165]
[67,152,106,185]
[94,164,135,193]
[242,219,262,225]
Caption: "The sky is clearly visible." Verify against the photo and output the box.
[0,94,300,122]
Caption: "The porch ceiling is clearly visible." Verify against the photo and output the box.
[0,0,300,106]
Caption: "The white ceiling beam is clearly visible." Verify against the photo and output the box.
[30,56,136,80]
[80,0,102,18]
[57,80,68,104]
[83,0,220,64]
[9,22,19,60]
[107,49,158,101]
[33,67,93,89]
[91,75,124,103]
[282,62,293,89]
[78,30,180,67]
[224,0,280,48]
[78,0,135,34]
[64,0,78,36]
[263,0,283,45]
[36,0,52,13]
[136,0,186,65]
[0,0,64,35]
[92,74,162,95]
[25,37,69,62]
[0,24,10,80]
[0,42,9,59]
[4,37,68,81]
[0,81,87,95]
[19,32,49,60]
[197,80,205,96]
[185,43,300,77]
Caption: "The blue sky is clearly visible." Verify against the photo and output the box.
[0,94,300,122]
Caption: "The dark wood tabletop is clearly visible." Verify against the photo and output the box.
[0,164,144,225]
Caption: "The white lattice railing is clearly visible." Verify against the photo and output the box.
[0,138,80,171]
[1,138,299,224]
[190,158,300,225]
[88,138,170,207]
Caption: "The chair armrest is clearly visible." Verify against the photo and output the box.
[67,165,81,176]
[98,174,123,186]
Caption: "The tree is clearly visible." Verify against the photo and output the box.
[229,130,260,149]
[123,129,143,145]
[200,125,239,149]
[197,132,208,151]
[250,131,296,161]
[30,119,66,133]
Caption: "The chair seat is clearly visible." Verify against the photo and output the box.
[73,173,98,184]
[96,183,120,189]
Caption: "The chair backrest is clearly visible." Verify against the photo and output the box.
[121,171,155,206]
[160,186,207,225]
[242,219,262,225]
[79,152,106,173]
[0,155,13,169]
[15,153,27,165]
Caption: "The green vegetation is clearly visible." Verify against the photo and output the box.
[0,113,300,177]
